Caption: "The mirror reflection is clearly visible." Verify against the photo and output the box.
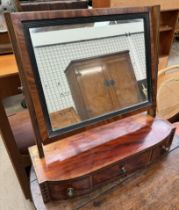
[29,19,148,131]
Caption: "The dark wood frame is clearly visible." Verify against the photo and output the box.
[5,6,159,157]
[24,16,151,137]
[15,0,88,11]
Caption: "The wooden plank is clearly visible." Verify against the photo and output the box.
[29,114,173,183]
[93,0,179,10]
[0,54,18,77]
[0,54,20,99]
[18,0,88,11]
[159,56,169,70]
[0,74,21,99]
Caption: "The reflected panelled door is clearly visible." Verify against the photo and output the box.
[65,51,142,120]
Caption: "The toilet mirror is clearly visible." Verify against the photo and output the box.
[24,14,152,135]
[6,7,159,143]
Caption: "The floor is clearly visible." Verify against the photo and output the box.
[0,93,34,209]
[0,41,179,210]
[0,135,35,210]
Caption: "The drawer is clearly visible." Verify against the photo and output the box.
[123,150,150,174]
[151,138,172,162]
[47,177,90,200]
[93,150,150,186]
[93,163,124,185]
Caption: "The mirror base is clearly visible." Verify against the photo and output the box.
[29,114,175,203]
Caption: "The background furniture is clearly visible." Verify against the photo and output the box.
[159,10,179,69]
[0,0,17,54]
[0,32,12,54]
[65,51,142,120]
[92,0,179,10]
[0,54,20,98]
[157,65,179,122]
[0,0,88,54]
[30,135,179,210]
[0,54,35,199]
[92,0,179,70]
[16,0,88,11]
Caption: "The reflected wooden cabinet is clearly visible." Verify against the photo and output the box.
[65,51,142,120]
[0,32,12,54]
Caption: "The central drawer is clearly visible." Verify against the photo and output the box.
[93,163,124,186]
[93,150,150,186]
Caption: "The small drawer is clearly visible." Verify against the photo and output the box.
[123,150,150,174]
[151,139,171,162]
[93,164,124,185]
[93,151,150,186]
[47,177,90,200]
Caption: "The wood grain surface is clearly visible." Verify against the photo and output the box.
[0,54,18,77]
[157,65,179,120]
[29,114,175,201]
[30,135,179,210]
[49,107,80,130]
[18,0,88,11]
[29,114,173,182]
[65,51,142,120]
[92,0,179,10]
[0,54,21,99]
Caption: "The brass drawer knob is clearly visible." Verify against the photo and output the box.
[67,187,75,198]
[162,145,169,152]
[120,166,127,174]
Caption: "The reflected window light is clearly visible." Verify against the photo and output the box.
[78,66,103,76]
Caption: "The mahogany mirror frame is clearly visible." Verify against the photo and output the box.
[5,6,159,157]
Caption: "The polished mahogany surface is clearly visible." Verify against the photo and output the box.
[30,135,179,210]
[29,114,174,183]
